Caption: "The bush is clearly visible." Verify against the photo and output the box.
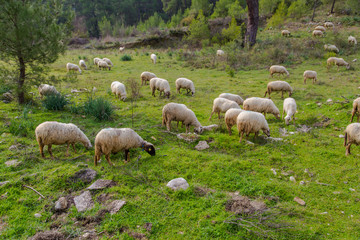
[121,54,132,61]
[222,18,241,42]
[187,10,210,43]
[266,0,287,28]
[42,94,68,111]
[83,97,113,121]
[9,107,34,137]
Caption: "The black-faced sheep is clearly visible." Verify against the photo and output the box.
[237,111,270,142]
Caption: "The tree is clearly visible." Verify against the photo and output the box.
[0,0,73,104]
[245,0,259,47]
[330,0,335,13]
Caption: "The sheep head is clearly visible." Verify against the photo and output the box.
[165,92,170,99]
[346,63,350,70]
[142,142,156,156]
[263,129,270,137]
[194,126,203,134]
[285,116,291,125]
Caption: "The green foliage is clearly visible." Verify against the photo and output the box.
[222,18,241,42]
[8,107,34,137]
[187,10,210,43]
[190,0,213,16]
[226,66,235,77]
[121,54,132,61]
[346,0,360,13]
[259,0,281,15]
[212,0,246,19]
[287,0,307,19]
[98,16,112,37]
[137,12,166,32]
[228,0,247,20]
[42,94,69,111]
[83,97,113,121]
[162,0,191,16]
[266,0,288,28]
[167,10,184,28]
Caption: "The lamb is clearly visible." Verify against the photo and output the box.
[66,63,82,74]
[209,97,241,120]
[281,30,291,37]
[162,102,203,134]
[236,111,270,142]
[175,78,195,96]
[314,26,326,32]
[94,128,155,165]
[216,50,225,56]
[119,46,125,52]
[327,57,350,71]
[283,98,297,125]
[324,44,339,53]
[344,123,360,155]
[38,84,59,98]
[219,93,244,105]
[324,22,334,28]
[350,97,360,122]
[264,81,293,98]
[312,30,324,37]
[102,58,114,67]
[243,97,280,119]
[225,108,243,135]
[79,60,87,70]
[303,70,317,84]
[348,36,357,45]
[35,121,92,159]
[98,60,111,70]
[269,65,289,78]
[93,57,101,65]
[149,78,171,98]
[111,81,127,101]
[151,54,157,64]
[140,71,156,85]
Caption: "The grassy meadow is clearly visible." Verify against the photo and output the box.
[1,26,360,239]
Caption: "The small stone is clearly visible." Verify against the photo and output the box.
[304,168,309,173]
[333,191,341,195]
[265,137,283,141]
[271,168,277,175]
[317,103,322,107]
[300,181,305,185]
[290,176,296,182]
[289,132,295,135]
[202,124,218,131]
[166,178,189,191]
[195,141,209,151]
[34,213,41,218]
[5,160,22,167]
[55,197,68,211]
[8,145,18,150]
[320,212,328,215]
[245,140,254,145]
[74,191,94,212]
[326,99,333,103]
[107,200,126,215]
[349,188,356,192]
[344,181,348,184]
[0,181,10,186]
[177,133,199,142]
[87,179,116,190]
[294,197,306,206]
[353,59,357,62]
[339,134,345,138]
[82,232,90,238]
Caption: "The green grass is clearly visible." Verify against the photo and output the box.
[1,25,360,239]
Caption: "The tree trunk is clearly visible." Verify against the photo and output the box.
[330,0,336,13]
[245,0,259,47]
[311,0,318,21]
[18,56,26,104]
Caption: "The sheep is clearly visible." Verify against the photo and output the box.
[344,123,360,155]
[348,36,357,45]
[38,84,59,98]
[209,97,241,120]
[243,97,280,119]
[324,44,339,53]
[98,60,111,70]
[283,98,297,125]
[94,128,155,165]
[93,57,101,65]
[303,70,317,84]
[119,46,125,52]
[269,65,289,78]
[350,97,360,122]
[151,54,157,64]
[111,81,127,101]
[264,81,293,98]
[314,26,326,32]
[66,63,82,74]
[79,60,87,70]
[162,102,203,134]
[175,78,195,96]
[216,50,225,56]
[327,57,350,71]
[312,30,324,37]
[35,121,92,159]
[219,93,244,105]
[281,30,291,37]
[140,71,156,85]
[102,58,114,67]
[236,111,270,142]
[149,78,170,98]
[225,108,243,135]
[324,22,334,28]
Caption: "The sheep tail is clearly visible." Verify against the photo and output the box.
[344,132,347,146]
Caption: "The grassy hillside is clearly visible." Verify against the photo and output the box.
[1,24,360,239]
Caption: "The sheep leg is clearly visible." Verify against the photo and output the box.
[346,143,351,156]
[351,110,356,122]
[94,155,99,166]
[72,143,76,153]
[39,143,45,158]
[218,112,221,120]
[304,77,306,84]
[239,131,244,143]
[48,144,54,159]
[254,132,258,141]
[66,143,70,157]
[293,114,296,126]
[282,110,284,119]
[263,112,266,118]
[281,91,284,99]
[264,91,268,97]
[124,150,130,163]
[357,112,360,123]
[166,120,172,131]
[186,125,189,134]
[105,154,114,166]
[209,111,214,121]
[152,89,155,97]
[227,125,232,136]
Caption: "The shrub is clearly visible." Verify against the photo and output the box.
[222,18,241,42]
[121,54,132,61]
[83,97,113,121]
[42,94,68,111]
[187,10,210,43]
[9,107,34,137]
[266,0,287,28]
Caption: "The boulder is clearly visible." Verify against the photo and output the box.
[74,191,94,212]
[166,178,189,191]
[87,179,116,190]
[195,141,209,151]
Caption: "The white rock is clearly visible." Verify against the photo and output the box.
[353,59,357,62]
[166,178,189,191]
[300,181,305,185]
[271,168,277,175]
[339,135,344,138]
[349,188,356,192]
[0,181,10,186]
[87,179,116,190]
[195,141,209,151]
[294,197,306,206]
[320,212,328,214]
[326,99,333,103]
[5,160,22,167]
[108,200,126,215]
[74,191,94,212]
[246,140,254,145]
[55,197,68,211]
[290,176,296,182]
[34,213,41,218]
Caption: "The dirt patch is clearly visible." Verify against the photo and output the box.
[225,196,267,215]
[97,193,113,204]
[313,117,331,128]
[297,125,312,133]
[194,186,216,197]
[29,230,65,240]
[128,232,147,240]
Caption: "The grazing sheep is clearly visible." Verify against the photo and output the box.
[209,97,241,120]
[79,60,87,70]
[315,26,326,32]
[216,50,225,56]
[219,93,244,105]
[102,58,114,67]
[269,65,289,78]
[344,123,360,155]
[175,78,195,96]
[348,36,357,45]
[140,71,156,85]
[111,81,127,101]
[327,57,350,71]
[283,98,297,125]
[237,111,270,142]
[151,54,157,64]
[312,30,324,37]
[162,102,203,134]
[264,81,293,98]
[93,57,101,65]
[94,128,155,165]
[98,60,111,70]
[35,121,92,159]
[324,44,339,53]
[281,30,291,37]
[324,22,334,28]
[66,63,82,74]
[149,78,170,98]
[225,108,243,135]
[38,84,59,98]
[243,97,280,119]
[119,46,125,52]
[350,97,360,122]
[303,70,317,84]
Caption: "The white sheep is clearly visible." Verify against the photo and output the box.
[237,111,270,142]
[79,60,87,70]
[149,78,171,98]
[219,93,244,105]
[38,84,59,98]
[283,98,297,125]
[162,102,203,134]
[93,57,101,65]
[151,54,157,64]
[175,78,195,96]
[103,58,114,67]
[281,30,291,37]
[98,60,111,70]
[225,108,243,135]
[324,22,334,28]
[140,71,156,86]
[94,128,155,165]
[264,81,293,98]
[35,121,92,159]
[269,65,289,78]
[216,50,225,56]
[312,30,324,37]
[209,97,241,120]
[66,63,82,74]
[348,36,357,45]
[324,44,339,53]
[344,123,360,155]
[119,47,125,52]
[243,97,280,119]
[315,26,326,32]
[327,57,350,71]
[350,97,360,122]
[303,70,317,84]
[111,81,127,101]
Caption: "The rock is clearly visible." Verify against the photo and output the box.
[8,144,18,150]
[82,232,90,239]
[353,59,357,62]
[289,132,295,135]
[202,124,218,131]
[195,141,209,151]
[5,160,22,167]
[34,213,41,218]
[70,169,97,184]
[297,125,312,133]
[339,135,344,138]
[177,133,199,142]
[320,212,328,214]
[108,200,126,215]
[225,196,267,214]
[271,168,277,175]
[55,197,68,211]
[245,140,254,145]
[76,163,88,168]
[265,137,283,141]
[0,181,10,186]
[300,181,305,185]
[317,102,322,107]
[333,191,341,194]
[349,188,356,192]
[166,178,189,191]
[294,197,306,206]
[29,230,65,240]
[2,92,14,102]
[144,222,152,232]
[326,98,333,103]
[290,176,296,182]
[74,191,94,212]
[87,179,116,190]
[279,128,288,136]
